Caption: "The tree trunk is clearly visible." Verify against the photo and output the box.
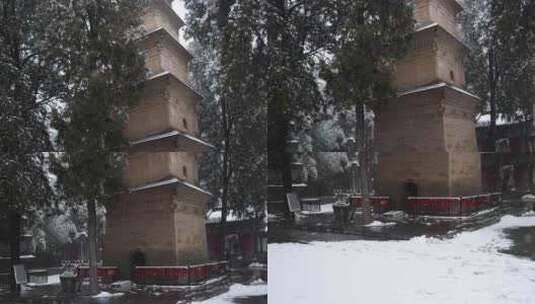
[488,42,499,192]
[356,104,372,225]
[522,114,534,192]
[220,97,230,259]
[87,199,99,295]
[252,214,260,257]
[8,210,21,294]
[280,116,294,218]
[220,176,228,259]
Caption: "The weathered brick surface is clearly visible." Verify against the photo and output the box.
[142,0,184,41]
[376,152,450,205]
[125,152,199,187]
[125,77,200,141]
[139,31,191,84]
[414,0,463,38]
[104,188,177,277]
[104,187,208,277]
[392,27,466,91]
[376,88,482,206]
[375,91,446,153]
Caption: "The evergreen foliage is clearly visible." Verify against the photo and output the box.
[320,0,414,223]
[186,0,267,256]
[51,0,147,294]
[0,0,67,292]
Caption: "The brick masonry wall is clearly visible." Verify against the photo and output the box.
[142,1,182,41]
[392,29,437,90]
[125,78,200,141]
[125,152,199,187]
[375,88,482,205]
[376,152,450,208]
[435,30,466,88]
[104,187,177,276]
[428,0,462,39]
[392,28,466,91]
[375,91,446,153]
[141,33,191,85]
[414,0,462,39]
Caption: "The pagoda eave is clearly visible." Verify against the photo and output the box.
[129,177,212,197]
[415,22,469,50]
[152,0,185,29]
[141,26,193,60]
[397,82,480,101]
[130,130,215,152]
[146,71,204,100]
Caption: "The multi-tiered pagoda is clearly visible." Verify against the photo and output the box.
[104,0,212,276]
[375,0,483,209]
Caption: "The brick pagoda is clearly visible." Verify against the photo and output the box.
[104,0,212,277]
[375,0,483,209]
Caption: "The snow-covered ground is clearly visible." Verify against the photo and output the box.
[269,214,535,304]
[92,291,125,298]
[192,282,267,304]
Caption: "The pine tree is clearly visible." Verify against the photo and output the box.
[493,0,535,190]
[462,0,504,158]
[321,0,413,224]
[463,0,535,191]
[263,0,333,216]
[0,0,67,293]
[52,0,147,294]
[186,0,267,256]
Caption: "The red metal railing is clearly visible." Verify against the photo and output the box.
[134,261,228,285]
[77,266,120,283]
[408,197,461,216]
[350,196,390,214]
[408,193,502,216]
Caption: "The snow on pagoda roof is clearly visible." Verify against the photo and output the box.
[266,184,308,188]
[130,130,215,151]
[415,22,469,49]
[129,177,212,197]
[153,0,185,29]
[143,26,193,59]
[397,82,480,100]
[147,71,204,100]
[415,22,440,33]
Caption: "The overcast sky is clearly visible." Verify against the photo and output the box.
[172,0,186,20]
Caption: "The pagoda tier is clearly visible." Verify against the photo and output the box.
[125,72,203,142]
[125,152,200,188]
[391,23,468,91]
[374,0,482,208]
[105,182,210,273]
[413,0,464,39]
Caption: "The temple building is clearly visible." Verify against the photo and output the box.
[104,0,212,277]
[375,0,483,208]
